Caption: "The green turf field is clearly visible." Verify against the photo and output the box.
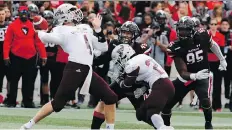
[0,106,231,129]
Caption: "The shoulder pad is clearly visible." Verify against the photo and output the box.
[125,61,139,74]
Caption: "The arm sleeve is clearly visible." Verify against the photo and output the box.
[35,35,47,59]
[3,24,14,59]
[210,38,225,61]
[92,29,108,53]
[37,30,64,45]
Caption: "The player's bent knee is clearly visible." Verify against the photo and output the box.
[136,107,146,121]
[102,94,118,105]
[201,98,211,109]
[51,99,66,112]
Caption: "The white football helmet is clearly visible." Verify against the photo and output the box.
[54,3,83,25]
[111,44,136,68]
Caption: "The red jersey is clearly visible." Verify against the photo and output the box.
[3,18,46,59]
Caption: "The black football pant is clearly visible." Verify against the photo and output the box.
[51,62,117,112]
[224,57,232,101]
[209,61,223,110]
[0,57,10,93]
[162,78,212,126]
[40,59,58,100]
[8,53,38,106]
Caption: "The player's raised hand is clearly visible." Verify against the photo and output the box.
[91,13,102,31]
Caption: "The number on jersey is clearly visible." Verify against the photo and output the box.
[0,28,7,41]
[145,59,164,74]
[186,50,203,64]
[83,34,92,55]
[45,43,55,47]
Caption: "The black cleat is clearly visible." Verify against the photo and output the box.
[205,121,213,130]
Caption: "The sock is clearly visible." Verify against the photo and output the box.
[151,114,165,129]
[161,112,172,126]
[106,123,114,129]
[91,111,105,129]
[203,108,212,122]
[24,119,35,129]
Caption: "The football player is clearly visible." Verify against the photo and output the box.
[102,44,175,129]
[39,10,57,105]
[27,3,39,21]
[20,3,117,129]
[161,16,227,129]
[91,21,151,129]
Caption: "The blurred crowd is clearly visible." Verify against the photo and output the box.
[0,1,231,112]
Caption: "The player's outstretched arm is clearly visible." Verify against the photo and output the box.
[36,30,64,45]
[174,57,192,80]
[174,57,209,81]
[210,39,227,70]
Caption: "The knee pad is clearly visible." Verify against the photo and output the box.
[201,98,211,109]
[102,94,118,105]
[51,100,65,112]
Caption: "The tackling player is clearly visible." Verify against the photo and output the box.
[161,16,227,129]
[91,21,151,129]
[20,3,117,129]
[111,44,174,129]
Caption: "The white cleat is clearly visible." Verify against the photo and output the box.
[20,125,28,130]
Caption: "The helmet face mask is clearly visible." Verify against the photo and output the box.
[28,4,39,19]
[120,30,133,44]
[43,10,54,26]
[118,21,140,45]
[176,16,195,40]
[155,10,167,27]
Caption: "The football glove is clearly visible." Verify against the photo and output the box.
[134,86,147,99]
[218,59,227,71]
[190,69,209,80]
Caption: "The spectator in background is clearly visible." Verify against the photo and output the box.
[208,18,225,112]
[219,18,232,111]
[0,7,10,104]
[209,4,225,25]
[150,2,162,17]
[3,6,47,108]
[134,1,151,14]
[163,7,176,29]
[172,2,192,22]
[140,13,153,30]
[4,6,13,23]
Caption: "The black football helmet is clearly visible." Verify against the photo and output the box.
[191,17,201,28]
[118,21,140,44]
[154,10,167,28]
[28,4,39,19]
[42,10,54,26]
[176,16,195,39]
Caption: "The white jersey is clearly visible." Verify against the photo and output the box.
[125,54,168,87]
[38,24,108,66]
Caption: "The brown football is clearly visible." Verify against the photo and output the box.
[33,16,48,31]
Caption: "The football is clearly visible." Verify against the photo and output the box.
[33,16,48,31]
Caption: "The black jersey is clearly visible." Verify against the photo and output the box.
[168,29,211,73]
[44,28,58,61]
[93,39,149,66]
[0,22,9,58]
